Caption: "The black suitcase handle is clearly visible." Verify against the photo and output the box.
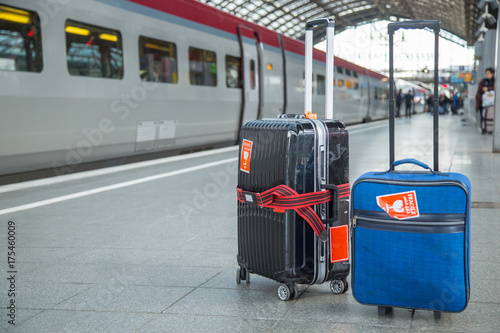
[388,20,440,171]
[278,114,306,119]
[388,20,440,33]
[305,18,335,29]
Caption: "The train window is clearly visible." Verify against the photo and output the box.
[139,36,177,83]
[225,55,241,88]
[353,71,358,78]
[65,20,123,79]
[346,80,352,89]
[303,71,314,93]
[317,75,325,95]
[336,66,343,74]
[189,47,217,86]
[337,79,344,87]
[0,5,42,72]
[345,69,351,76]
[250,60,255,89]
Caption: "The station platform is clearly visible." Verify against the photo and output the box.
[1,111,499,332]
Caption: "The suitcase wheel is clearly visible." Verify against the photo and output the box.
[433,311,441,320]
[278,284,297,301]
[236,268,242,284]
[378,306,392,315]
[342,280,349,293]
[330,279,347,294]
[236,268,250,285]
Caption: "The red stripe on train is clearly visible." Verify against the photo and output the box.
[127,0,387,81]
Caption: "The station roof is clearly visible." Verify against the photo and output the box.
[200,0,482,47]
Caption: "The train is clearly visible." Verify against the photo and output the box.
[0,0,424,181]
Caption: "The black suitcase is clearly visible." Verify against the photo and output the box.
[235,19,351,300]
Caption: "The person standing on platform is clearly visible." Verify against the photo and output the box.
[404,90,413,118]
[426,94,433,113]
[475,67,495,134]
[396,89,403,117]
[452,92,460,115]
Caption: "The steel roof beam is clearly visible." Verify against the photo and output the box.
[200,0,482,47]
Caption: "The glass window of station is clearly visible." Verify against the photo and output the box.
[225,55,241,88]
[65,20,123,79]
[139,36,178,83]
[0,4,42,72]
[302,71,314,93]
[189,47,216,86]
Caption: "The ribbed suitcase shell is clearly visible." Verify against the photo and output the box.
[237,118,349,285]
[351,171,471,312]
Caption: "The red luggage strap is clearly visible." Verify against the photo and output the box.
[237,183,350,241]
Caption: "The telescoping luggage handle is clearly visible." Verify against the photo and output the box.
[305,18,335,119]
[388,20,440,171]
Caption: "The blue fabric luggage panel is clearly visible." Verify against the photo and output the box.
[351,161,471,314]
[350,20,471,318]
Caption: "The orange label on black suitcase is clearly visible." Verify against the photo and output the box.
[240,139,253,173]
[330,225,349,263]
[376,190,420,220]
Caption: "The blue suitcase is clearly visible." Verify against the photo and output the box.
[350,21,471,319]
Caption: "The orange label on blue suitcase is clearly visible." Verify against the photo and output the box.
[330,225,349,263]
[240,139,253,173]
[376,190,420,220]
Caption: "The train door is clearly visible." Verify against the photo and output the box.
[237,26,262,129]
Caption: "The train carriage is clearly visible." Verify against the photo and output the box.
[0,0,395,179]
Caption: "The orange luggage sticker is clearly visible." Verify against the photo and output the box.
[330,225,349,263]
[240,139,253,173]
[376,190,420,220]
